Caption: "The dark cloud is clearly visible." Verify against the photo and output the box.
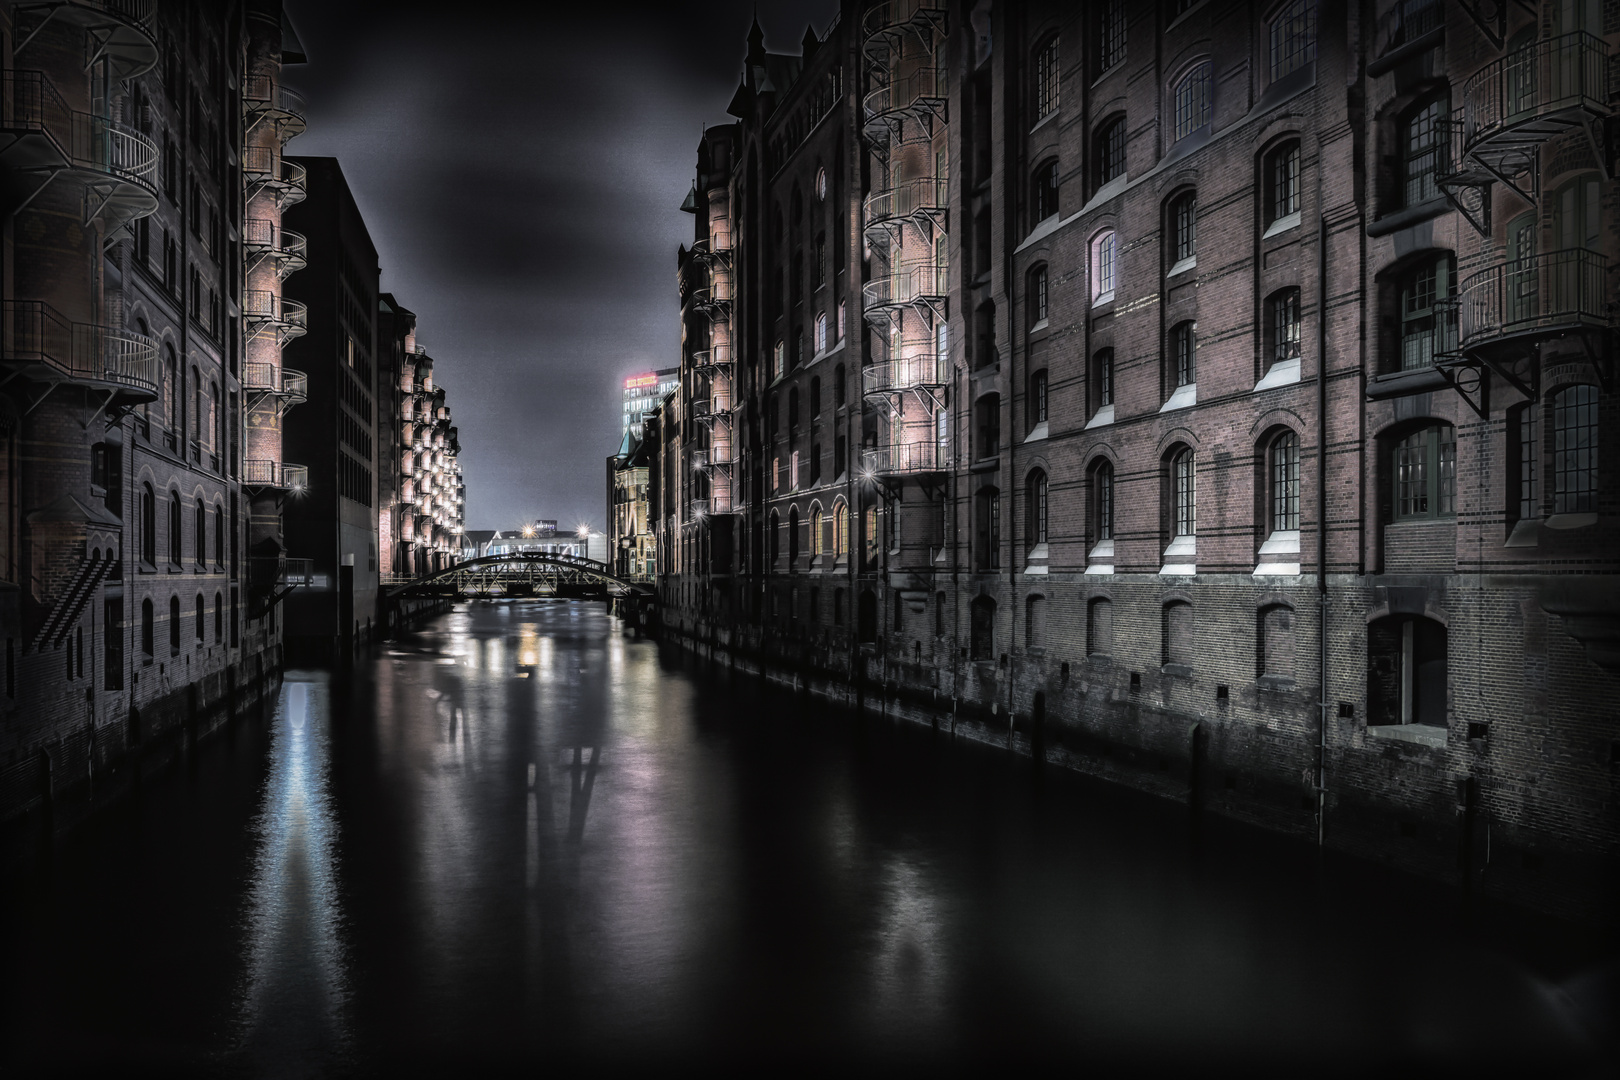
[282,0,836,530]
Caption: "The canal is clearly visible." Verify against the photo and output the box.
[2,602,1612,1074]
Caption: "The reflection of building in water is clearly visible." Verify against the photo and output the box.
[237,677,349,1065]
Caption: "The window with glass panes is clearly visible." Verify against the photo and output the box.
[1095,117,1126,187]
[1094,231,1117,297]
[1095,348,1114,407]
[1032,266,1048,322]
[1028,470,1048,545]
[1171,193,1196,262]
[1096,0,1126,71]
[1033,159,1058,221]
[1394,425,1456,520]
[1516,403,1539,520]
[1174,63,1212,140]
[1402,97,1444,206]
[1172,450,1195,536]
[1094,462,1114,540]
[1034,35,1058,120]
[1271,431,1300,531]
[1030,369,1048,426]
[1172,322,1196,386]
[1267,142,1300,223]
[1271,288,1300,363]
[1269,0,1317,80]
[1399,255,1457,371]
[1553,385,1598,513]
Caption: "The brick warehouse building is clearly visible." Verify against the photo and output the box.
[1,1,304,837]
[655,1,1618,922]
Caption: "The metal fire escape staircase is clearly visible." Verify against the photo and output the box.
[27,547,109,652]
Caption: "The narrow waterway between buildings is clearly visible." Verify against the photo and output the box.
[2,602,1613,1075]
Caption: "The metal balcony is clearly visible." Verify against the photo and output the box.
[1,300,158,401]
[693,343,733,377]
[242,146,306,208]
[690,269,734,320]
[242,75,307,142]
[690,236,731,266]
[243,218,307,280]
[862,262,946,323]
[242,289,308,346]
[1457,248,1609,361]
[10,1,158,80]
[1460,33,1609,198]
[862,68,947,147]
[241,360,309,405]
[863,440,945,477]
[863,177,946,245]
[863,351,948,396]
[862,1,947,65]
[1,70,159,231]
[242,460,310,491]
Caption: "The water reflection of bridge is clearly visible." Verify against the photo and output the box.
[383,552,655,603]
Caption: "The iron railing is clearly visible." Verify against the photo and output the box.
[242,146,307,205]
[862,0,947,42]
[863,439,945,475]
[862,262,946,310]
[241,460,310,490]
[1373,0,1442,60]
[863,67,947,123]
[243,218,308,277]
[1,70,159,191]
[1458,248,1609,349]
[864,177,947,230]
[242,290,308,333]
[864,351,948,394]
[2,300,158,395]
[693,344,733,372]
[1461,32,1608,154]
[241,361,308,402]
[249,555,314,590]
[242,75,308,138]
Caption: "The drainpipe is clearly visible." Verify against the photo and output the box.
[1315,208,1329,848]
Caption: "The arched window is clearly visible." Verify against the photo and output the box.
[168,492,182,565]
[1033,34,1059,121]
[1258,604,1296,681]
[1029,264,1049,325]
[1026,469,1048,546]
[215,505,225,564]
[1092,461,1115,541]
[1028,371,1049,433]
[769,510,780,562]
[810,507,824,557]
[1162,600,1193,669]
[1392,423,1457,520]
[1368,614,1447,728]
[1269,430,1301,532]
[195,498,206,566]
[165,343,179,432]
[1094,0,1126,72]
[1169,191,1196,266]
[168,595,180,653]
[141,598,154,656]
[1170,448,1196,537]
[788,506,800,563]
[1091,230,1117,301]
[1269,0,1317,81]
[834,503,849,557]
[141,483,156,565]
[1094,115,1126,189]
[1032,158,1059,222]
[970,595,996,660]
[1552,385,1599,514]
[1265,141,1301,226]
[214,593,223,642]
[1400,94,1446,207]
[974,393,1001,460]
[1087,597,1113,655]
[1026,594,1047,649]
[1093,348,1114,410]
[1173,61,1212,141]
[194,593,204,642]
[1398,254,1457,371]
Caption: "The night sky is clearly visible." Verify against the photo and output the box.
[281,1,835,532]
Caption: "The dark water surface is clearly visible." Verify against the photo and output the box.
[3,602,1614,1076]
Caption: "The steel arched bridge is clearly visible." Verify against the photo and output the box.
[384,552,654,602]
